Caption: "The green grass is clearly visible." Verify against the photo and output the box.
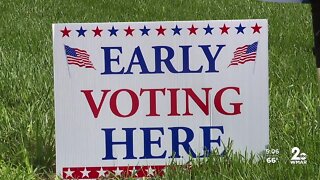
[0,0,319,179]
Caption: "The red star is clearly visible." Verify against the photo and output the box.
[92,26,103,37]
[60,27,71,37]
[156,25,166,36]
[188,24,198,35]
[220,24,230,34]
[251,23,262,34]
[124,26,135,36]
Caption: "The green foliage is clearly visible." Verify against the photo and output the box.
[0,0,319,179]
[0,160,39,180]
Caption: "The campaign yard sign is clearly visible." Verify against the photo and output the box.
[53,20,269,179]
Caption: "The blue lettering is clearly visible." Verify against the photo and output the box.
[140,127,167,159]
[101,126,225,160]
[101,45,225,75]
[179,45,203,73]
[125,46,151,74]
[168,127,196,158]
[101,47,124,74]
[152,46,178,73]
[101,128,137,160]
[200,126,224,156]
[199,45,226,73]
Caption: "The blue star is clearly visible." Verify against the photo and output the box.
[140,25,150,36]
[108,26,118,36]
[76,26,87,37]
[235,24,246,34]
[172,25,182,35]
[203,24,214,35]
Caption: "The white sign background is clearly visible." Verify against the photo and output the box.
[53,20,268,179]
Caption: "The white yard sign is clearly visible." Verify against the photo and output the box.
[53,20,268,179]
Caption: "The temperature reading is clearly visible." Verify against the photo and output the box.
[265,148,280,164]
[266,157,278,164]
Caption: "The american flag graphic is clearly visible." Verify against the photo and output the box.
[228,42,258,67]
[64,45,95,69]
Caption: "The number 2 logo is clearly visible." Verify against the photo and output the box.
[291,147,301,160]
[291,147,307,161]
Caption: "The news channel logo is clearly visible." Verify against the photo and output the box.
[265,147,307,164]
[290,147,307,164]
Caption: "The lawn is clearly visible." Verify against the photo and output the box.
[0,0,319,179]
